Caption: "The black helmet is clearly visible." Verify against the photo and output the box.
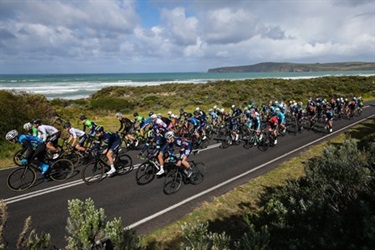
[32,118,41,125]
[80,115,87,121]
[133,112,139,117]
[148,111,154,117]
[63,122,71,129]
[193,110,200,116]
[95,125,104,133]
[186,113,192,118]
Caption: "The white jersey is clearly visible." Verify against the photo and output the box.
[37,124,59,142]
[68,127,85,138]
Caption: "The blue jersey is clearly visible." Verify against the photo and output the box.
[188,117,200,128]
[18,135,44,148]
[276,112,286,124]
[97,131,121,151]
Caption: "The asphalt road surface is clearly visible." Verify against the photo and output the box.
[1,104,374,248]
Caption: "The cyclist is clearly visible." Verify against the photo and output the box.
[116,112,136,145]
[275,108,286,133]
[267,114,279,145]
[324,104,334,133]
[80,115,97,137]
[224,113,239,143]
[249,109,262,142]
[150,114,169,175]
[133,112,145,129]
[32,119,61,159]
[194,110,207,140]
[186,113,202,143]
[231,105,242,118]
[63,122,88,154]
[5,130,50,175]
[163,131,193,178]
[23,122,38,136]
[94,126,121,176]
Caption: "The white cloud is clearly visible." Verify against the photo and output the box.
[0,0,373,73]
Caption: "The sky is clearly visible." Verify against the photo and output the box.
[0,0,374,74]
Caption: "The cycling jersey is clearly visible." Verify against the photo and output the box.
[83,120,97,136]
[18,134,46,163]
[118,117,133,132]
[166,137,192,159]
[97,131,121,152]
[276,112,286,124]
[250,115,262,130]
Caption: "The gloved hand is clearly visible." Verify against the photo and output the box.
[21,158,28,165]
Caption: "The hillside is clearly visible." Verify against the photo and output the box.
[207,62,375,73]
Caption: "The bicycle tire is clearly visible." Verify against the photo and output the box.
[136,162,156,185]
[115,154,133,175]
[13,149,24,166]
[60,151,80,168]
[82,161,105,185]
[220,135,231,149]
[7,166,36,191]
[189,164,203,185]
[49,159,74,181]
[163,169,182,195]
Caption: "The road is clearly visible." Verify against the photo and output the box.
[1,105,374,248]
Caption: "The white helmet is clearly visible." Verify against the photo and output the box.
[23,122,32,130]
[167,111,172,115]
[231,104,235,109]
[196,107,200,111]
[208,108,213,112]
[6,130,18,141]
[116,112,123,118]
[157,113,162,118]
[165,131,174,139]
[150,114,157,119]
[220,108,225,113]
[213,105,217,109]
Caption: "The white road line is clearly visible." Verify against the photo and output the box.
[126,113,375,229]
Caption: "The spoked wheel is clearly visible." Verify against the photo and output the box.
[60,151,81,168]
[257,136,269,152]
[7,166,36,191]
[82,161,105,185]
[49,159,74,181]
[163,169,183,195]
[116,154,133,175]
[136,162,156,185]
[220,135,231,149]
[13,149,25,166]
[189,164,203,185]
[243,136,255,149]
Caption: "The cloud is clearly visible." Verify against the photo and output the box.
[0,0,374,73]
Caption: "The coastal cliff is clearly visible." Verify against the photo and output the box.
[207,62,375,73]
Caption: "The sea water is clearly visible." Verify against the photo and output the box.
[0,71,374,100]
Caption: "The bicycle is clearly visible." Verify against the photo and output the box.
[81,147,133,185]
[135,152,161,185]
[163,161,204,195]
[220,128,241,149]
[7,158,74,191]
[243,129,268,151]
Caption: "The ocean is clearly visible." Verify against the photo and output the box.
[1,71,374,100]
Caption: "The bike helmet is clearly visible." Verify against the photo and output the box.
[23,122,32,130]
[165,131,174,140]
[150,114,157,119]
[6,130,18,141]
[193,110,200,116]
[79,115,87,121]
[32,118,42,125]
[116,112,123,118]
[167,111,172,115]
[63,122,71,129]
[149,111,154,117]
[133,112,139,117]
[213,105,217,110]
[95,125,104,133]
[186,113,192,118]
[231,104,236,110]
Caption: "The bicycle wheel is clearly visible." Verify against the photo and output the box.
[49,159,74,181]
[257,134,269,152]
[7,166,36,191]
[82,161,105,184]
[136,162,156,185]
[13,149,25,166]
[116,154,133,175]
[163,169,182,195]
[220,135,231,149]
[60,151,80,168]
[189,164,203,185]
